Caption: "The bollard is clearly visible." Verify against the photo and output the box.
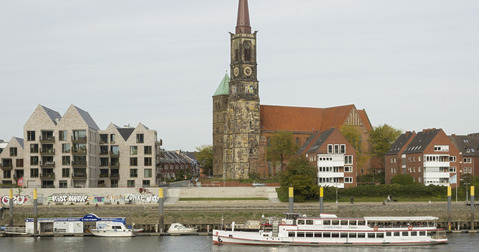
[34,189,38,236]
[289,187,294,213]
[471,186,475,230]
[319,187,324,214]
[9,189,13,227]
[447,186,451,231]
[159,188,164,233]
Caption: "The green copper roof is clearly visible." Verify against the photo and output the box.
[213,73,230,96]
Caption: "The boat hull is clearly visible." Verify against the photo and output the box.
[90,229,135,237]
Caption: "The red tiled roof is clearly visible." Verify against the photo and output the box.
[260,104,355,132]
[357,109,373,131]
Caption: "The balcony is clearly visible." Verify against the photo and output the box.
[40,173,55,180]
[40,161,55,168]
[99,173,109,178]
[1,163,13,170]
[40,148,55,156]
[71,136,87,143]
[72,173,87,180]
[72,160,87,168]
[110,152,120,158]
[110,162,120,168]
[110,173,120,180]
[39,135,55,143]
[72,149,87,155]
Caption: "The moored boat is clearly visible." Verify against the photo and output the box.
[167,223,198,234]
[90,222,135,237]
[213,213,448,246]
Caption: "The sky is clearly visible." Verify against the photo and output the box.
[1,0,478,151]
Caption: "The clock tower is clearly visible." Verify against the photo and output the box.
[222,0,260,179]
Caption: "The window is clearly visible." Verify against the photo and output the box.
[130,169,138,177]
[345,177,353,183]
[328,145,333,154]
[130,158,138,166]
[59,130,67,141]
[127,180,135,188]
[62,143,70,153]
[27,131,36,141]
[144,157,152,166]
[100,134,108,144]
[144,169,152,178]
[59,180,67,188]
[3,170,11,178]
[449,167,456,173]
[144,146,152,155]
[110,134,116,143]
[449,156,456,162]
[30,156,39,166]
[111,146,119,155]
[30,144,38,153]
[334,144,339,154]
[111,180,118,188]
[136,134,144,143]
[100,158,109,167]
[142,180,150,187]
[10,148,17,157]
[340,144,346,154]
[345,155,353,165]
[16,159,24,167]
[62,156,71,165]
[130,146,138,155]
[344,166,353,173]
[62,168,70,178]
[368,233,375,238]
[31,168,39,178]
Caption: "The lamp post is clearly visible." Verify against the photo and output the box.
[465,182,470,203]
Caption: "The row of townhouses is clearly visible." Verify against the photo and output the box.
[0,105,198,188]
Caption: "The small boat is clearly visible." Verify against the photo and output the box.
[90,222,135,237]
[167,223,198,234]
[213,213,448,246]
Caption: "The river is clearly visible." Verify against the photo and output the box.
[0,233,477,252]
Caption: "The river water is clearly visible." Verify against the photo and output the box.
[0,233,477,252]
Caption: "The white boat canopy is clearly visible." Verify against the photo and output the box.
[363,216,438,222]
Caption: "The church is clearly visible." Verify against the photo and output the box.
[213,0,373,180]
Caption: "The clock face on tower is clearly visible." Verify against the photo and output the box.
[233,67,239,77]
[243,66,252,77]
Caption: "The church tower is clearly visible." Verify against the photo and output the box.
[222,0,261,179]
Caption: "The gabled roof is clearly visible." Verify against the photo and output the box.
[297,131,320,154]
[260,104,354,133]
[159,150,197,164]
[15,137,24,149]
[213,74,230,96]
[386,131,415,155]
[73,106,100,130]
[41,105,61,125]
[449,134,479,157]
[307,128,335,154]
[403,129,440,154]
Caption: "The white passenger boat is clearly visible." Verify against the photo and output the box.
[213,213,447,246]
[90,222,135,237]
[167,223,198,234]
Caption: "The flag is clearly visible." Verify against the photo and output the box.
[17,177,24,187]
[450,174,457,184]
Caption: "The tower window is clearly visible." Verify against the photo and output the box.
[243,41,252,62]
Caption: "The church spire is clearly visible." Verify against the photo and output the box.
[236,0,251,34]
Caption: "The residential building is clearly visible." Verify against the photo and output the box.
[449,133,479,177]
[299,128,357,188]
[0,137,24,187]
[158,150,199,181]
[385,129,460,187]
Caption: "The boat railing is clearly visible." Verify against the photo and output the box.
[368,221,435,229]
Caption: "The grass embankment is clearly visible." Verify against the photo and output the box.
[179,198,269,201]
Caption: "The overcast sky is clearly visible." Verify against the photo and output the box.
[1,0,478,151]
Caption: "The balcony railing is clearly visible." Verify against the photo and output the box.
[40,173,55,180]
[71,136,87,143]
[40,136,55,143]
[41,185,55,188]
[110,162,120,168]
[100,151,109,155]
[100,173,109,178]
[40,148,55,155]
[110,173,120,179]
[1,163,13,170]
[40,161,55,168]
[110,152,120,158]
[72,149,87,155]
[72,173,87,179]
[72,161,87,168]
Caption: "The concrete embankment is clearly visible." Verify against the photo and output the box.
[1,201,478,231]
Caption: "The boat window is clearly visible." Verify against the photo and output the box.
[314,232,322,238]
[288,232,294,237]
[402,232,409,237]
[386,232,391,237]
[411,231,418,236]
[377,233,384,238]
[306,220,314,225]
[419,231,426,236]
[323,232,331,238]
[332,220,339,225]
[368,233,375,238]
[349,220,357,225]
[358,233,365,238]
[332,233,339,238]
[340,220,348,225]
[349,233,357,238]
[340,233,348,238]
[297,219,305,225]
[297,232,305,237]
[306,232,314,237]
[394,232,400,237]
[323,220,331,225]
[358,220,365,226]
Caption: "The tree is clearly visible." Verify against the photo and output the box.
[279,156,318,202]
[391,174,414,185]
[339,125,367,169]
[266,131,299,172]
[195,145,213,177]
[369,124,402,165]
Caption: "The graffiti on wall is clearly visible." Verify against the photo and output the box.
[125,194,160,203]
[1,195,29,205]
[49,194,88,203]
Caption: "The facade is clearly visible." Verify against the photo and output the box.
[299,128,357,188]
[213,0,373,180]
[0,137,24,187]
[0,104,162,188]
[158,150,199,180]
[385,129,460,187]
[449,133,479,178]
